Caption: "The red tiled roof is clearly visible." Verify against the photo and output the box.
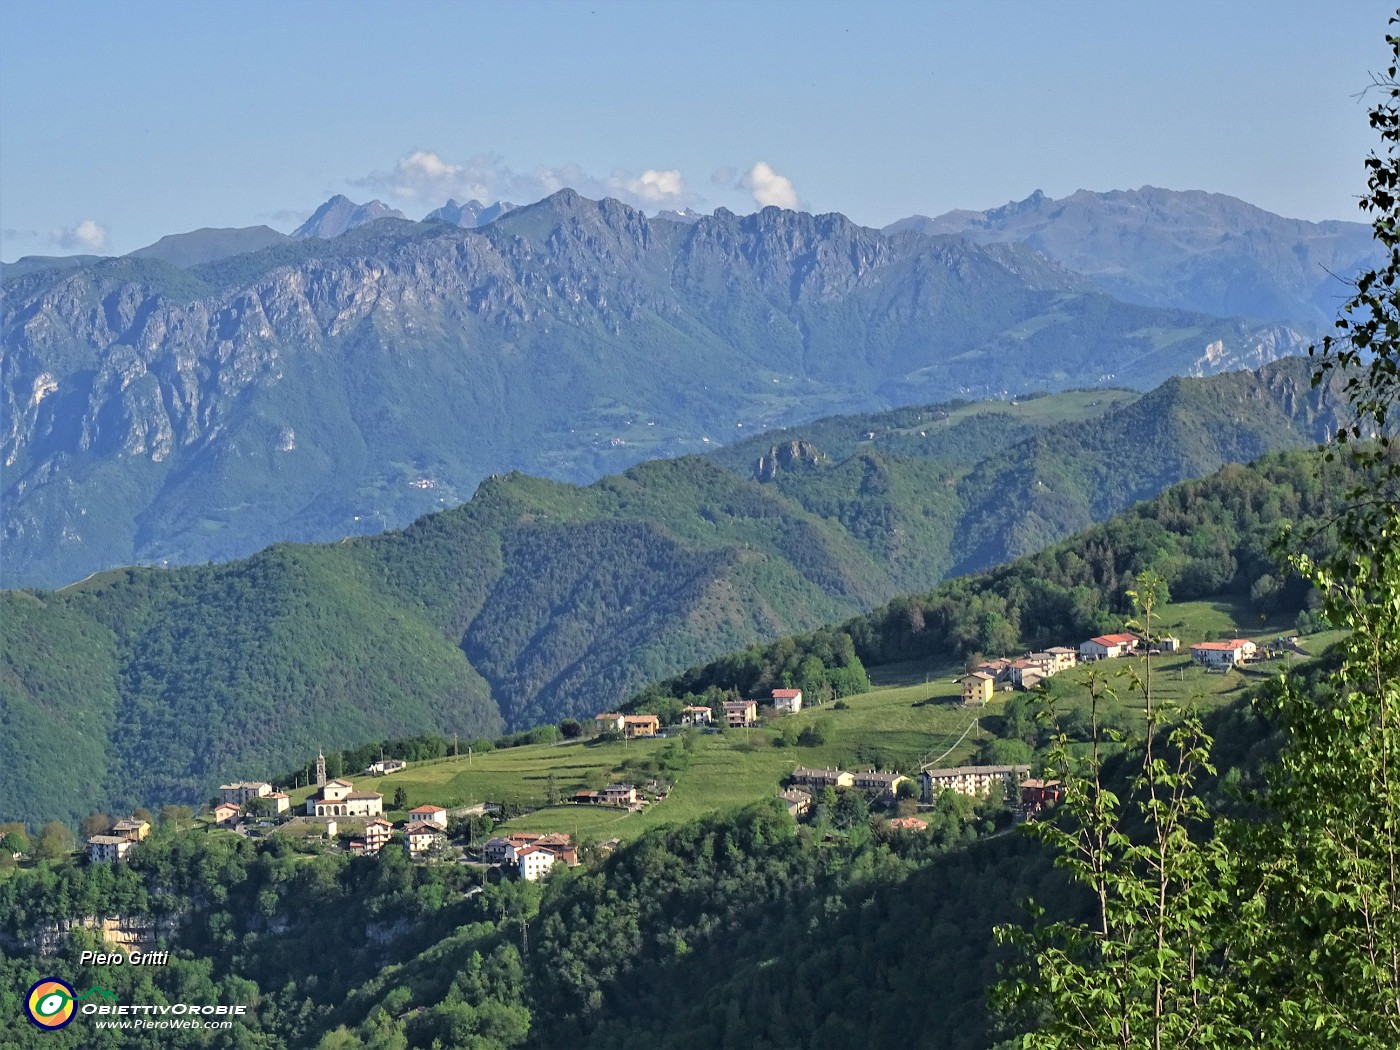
[1090,633,1138,646]
[772,689,802,698]
[1191,639,1251,651]
[410,805,444,813]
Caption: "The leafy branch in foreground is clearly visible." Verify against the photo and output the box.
[995,573,1245,1049]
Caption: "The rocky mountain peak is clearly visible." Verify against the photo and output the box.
[292,196,406,240]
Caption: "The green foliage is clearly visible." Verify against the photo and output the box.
[998,27,1400,1048]
[996,575,1246,1046]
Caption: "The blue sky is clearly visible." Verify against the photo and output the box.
[1,0,1391,257]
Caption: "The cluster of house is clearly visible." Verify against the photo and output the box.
[347,805,449,858]
[212,780,292,824]
[208,754,454,858]
[963,644,1084,702]
[86,818,151,863]
[482,832,579,881]
[599,689,804,736]
[960,629,1265,704]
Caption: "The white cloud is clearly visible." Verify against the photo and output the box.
[624,169,687,205]
[49,219,110,251]
[356,151,698,213]
[740,162,799,210]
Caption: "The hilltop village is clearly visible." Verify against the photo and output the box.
[52,621,1302,884]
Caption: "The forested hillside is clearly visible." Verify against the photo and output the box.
[0,796,1058,1049]
[0,362,1353,824]
[635,444,1359,708]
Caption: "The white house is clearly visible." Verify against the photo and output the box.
[516,844,557,881]
[408,805,449,829]
[1079,633,1139,661]
[771,688,803,714]
[87,835,134,863]
[680,705,713,726]
[1190,638,1257,668]
[364,759,407,776]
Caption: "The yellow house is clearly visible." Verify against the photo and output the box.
[623,714,661,738]
[961,672,995,705]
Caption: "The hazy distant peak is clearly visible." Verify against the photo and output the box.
[292,195,406,239]
[127,225,291,267]
[424,198,516,228]
[884,186,1377,324]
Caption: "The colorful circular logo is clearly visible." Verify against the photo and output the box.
[25,978,77,1030]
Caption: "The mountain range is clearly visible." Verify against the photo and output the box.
[890,186,1376,325]
[0,358,1347,824]
[1,189,1320,588]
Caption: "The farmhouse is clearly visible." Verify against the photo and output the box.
[1021,778,1064,815]
[680,705,713,726]
[212,802,241,825]
[887,816,928,831]
[1079,633,1139,661]
[961,672,995,705]
[623,714,661,738]
[1190,638,1257,668]
[594,713,625,733]
[111,818,150,842]
[771,688,804,714]
[601,783,637,806]
[516,844,558,881]
[780,787,813,817]
[975,658,1015,683]
[1045,646,1079,671]
[364,759,407,775]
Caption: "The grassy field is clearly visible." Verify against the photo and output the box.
[279,598,1341,845]
[282,651,990,842]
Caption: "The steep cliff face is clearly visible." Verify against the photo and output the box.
[1,191,1311,587]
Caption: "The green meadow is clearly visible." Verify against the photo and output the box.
[281,597,1338,844]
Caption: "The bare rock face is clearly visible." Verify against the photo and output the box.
[754,440,827,482]
[1,190,1317,587]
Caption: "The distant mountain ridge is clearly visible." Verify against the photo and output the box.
[424,198,516,227]
[887,186,1377,324]
[127,225,292,267]
[0,358,1347,824]
[291,193,406,238]
[1,189,1313,588]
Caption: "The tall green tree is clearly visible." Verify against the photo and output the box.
[1227,20,1400,1044]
